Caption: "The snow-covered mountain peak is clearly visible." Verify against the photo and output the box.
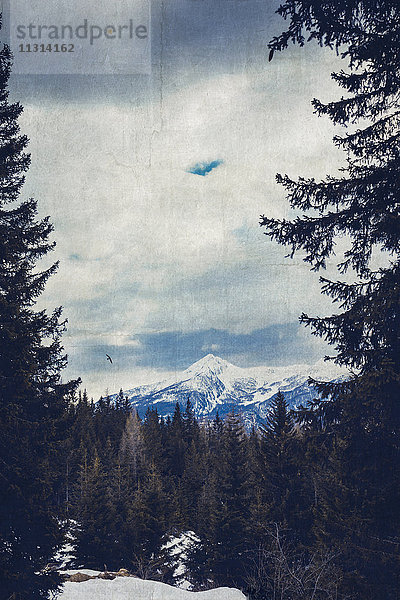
[111,355,348,428]
[184,354,234,378]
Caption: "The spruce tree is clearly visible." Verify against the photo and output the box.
[119,410,145,487]
[213,412,249,589]
[0,32,77,599]
[73,451,113,570]
[143,407,165,471]
[259,393,294,527]
[166,403,186,478]
[263,1,400,375]
[246,426,266,547]
[129,462,167,567]
[259,393,311,543]
[183,398,199,447]
[180,440,205,530]
[263,391,293,438]
[263,3,400,597]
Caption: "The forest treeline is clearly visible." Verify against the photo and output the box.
[59,387,399,600]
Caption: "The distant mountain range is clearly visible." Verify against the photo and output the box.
[111,354,347,427]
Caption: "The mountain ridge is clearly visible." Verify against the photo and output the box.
[111,354,347,427]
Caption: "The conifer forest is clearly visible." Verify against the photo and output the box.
[1,2,400,599]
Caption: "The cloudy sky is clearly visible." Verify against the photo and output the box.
[7,1,347,397]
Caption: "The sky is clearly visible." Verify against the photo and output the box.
[6,1,349,397]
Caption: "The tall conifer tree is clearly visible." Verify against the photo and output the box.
[263,3,400,597]
[213,412,249,588]
[259,392,295,528]
[0,31,77,598]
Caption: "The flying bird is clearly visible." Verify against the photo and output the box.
[106,354,113,364]
[268,48,274,62]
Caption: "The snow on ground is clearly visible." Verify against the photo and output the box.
[58,573,246,600]
[61,569,102,576]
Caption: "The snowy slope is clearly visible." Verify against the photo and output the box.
[111,354,347,426]
[59,572,246,600]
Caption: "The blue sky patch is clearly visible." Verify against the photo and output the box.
[187,159,224,176]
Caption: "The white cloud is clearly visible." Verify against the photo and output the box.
[19,49,348,392]
[201,343,220,353]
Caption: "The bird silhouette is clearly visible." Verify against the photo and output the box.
[106,354,113,364]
